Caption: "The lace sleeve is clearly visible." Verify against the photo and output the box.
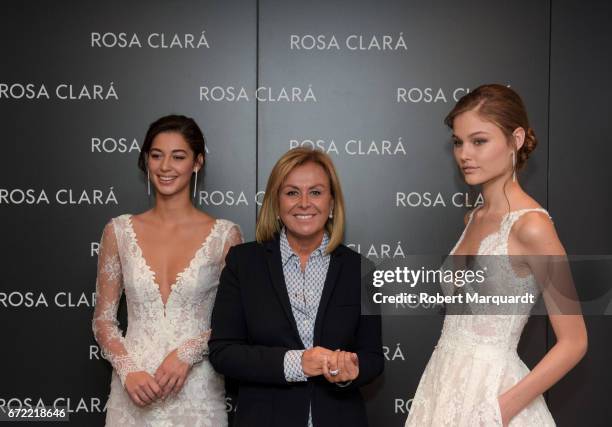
[176,330,212,366]
[220,224,243,269]
[176,223,243,366]
[92,220,140,386]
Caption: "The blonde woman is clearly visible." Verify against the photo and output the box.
[209,148,384,427]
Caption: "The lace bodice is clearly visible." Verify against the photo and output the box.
[92,215,242,385]
[442,208,551,349]
[406,208,556,427]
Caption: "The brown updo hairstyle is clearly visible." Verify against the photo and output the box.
[444,84,537,171]
[137,114,206,192]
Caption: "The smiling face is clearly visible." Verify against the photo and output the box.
[451,109,516,186]
[278,161,334,244]
[147,131,202,197]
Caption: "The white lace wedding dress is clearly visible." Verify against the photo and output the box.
[92,215,242,426]
[406,208,556,427]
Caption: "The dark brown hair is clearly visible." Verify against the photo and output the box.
[444,84,536,170]
[137,114,206,175]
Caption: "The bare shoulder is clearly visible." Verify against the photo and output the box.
[513,210,565,255]
[514,210,554,240]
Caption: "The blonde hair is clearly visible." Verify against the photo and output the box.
[256,147,345,253]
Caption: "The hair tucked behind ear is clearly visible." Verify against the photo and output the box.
[138,114,206,174]
[445,84,537,171]
[519,127,537,170]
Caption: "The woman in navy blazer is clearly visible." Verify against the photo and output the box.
[209,148,383,427]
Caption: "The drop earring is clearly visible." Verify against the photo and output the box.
[147,169,151,196]
[193,169,198,199]
[511,152,516,182]
[329,207,334,219]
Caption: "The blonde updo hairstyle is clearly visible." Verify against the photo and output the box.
[444,84,537,172]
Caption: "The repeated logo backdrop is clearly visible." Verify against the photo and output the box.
[1,0,610,426]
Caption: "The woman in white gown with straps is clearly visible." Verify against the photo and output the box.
[92,115,242,426]
[405,85,587,427]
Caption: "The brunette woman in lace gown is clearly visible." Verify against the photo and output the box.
[92,115,242,426]
[405,85,587,427]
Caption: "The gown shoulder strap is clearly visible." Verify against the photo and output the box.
[500,208,552,242]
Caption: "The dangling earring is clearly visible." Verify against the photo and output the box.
[511,151,516,182]
[193,169,198,199]
[147,168,151,196]
[329,207,334,219]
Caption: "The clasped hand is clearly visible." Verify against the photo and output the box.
[124,349,191,407]
[301,346,359,383]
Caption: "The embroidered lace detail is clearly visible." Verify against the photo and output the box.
[92,215,242,425]
[92,221,140,386]
[177,330,212,365]
[406,209,556,427]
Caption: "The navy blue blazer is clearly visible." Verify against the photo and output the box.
[209,236,383,427]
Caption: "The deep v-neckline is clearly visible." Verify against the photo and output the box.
[126,215,220,311]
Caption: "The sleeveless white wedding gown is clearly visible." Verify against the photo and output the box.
[93,215,241,426]
[405,208,556,427]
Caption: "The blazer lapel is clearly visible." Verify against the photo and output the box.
[313,247,343,345]
[264,238,305,348]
